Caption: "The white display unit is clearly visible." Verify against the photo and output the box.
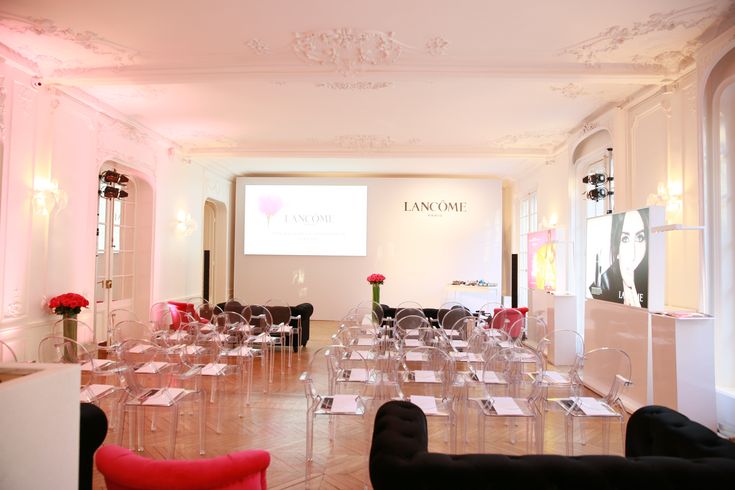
[651,313,717,429]
[0,363,80,489]
[529,289,577,365]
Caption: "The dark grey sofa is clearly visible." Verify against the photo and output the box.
[370,401,735,490]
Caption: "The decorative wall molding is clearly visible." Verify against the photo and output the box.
[581,121,599,134]
[315,81,392,90]
[292,28,403,74]
[5,288,23,319]
[561,3,722,66]
[0,75,6,141]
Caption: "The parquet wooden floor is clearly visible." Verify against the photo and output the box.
[91,320,624,489]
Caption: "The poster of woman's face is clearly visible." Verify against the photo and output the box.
[586,208,650,308]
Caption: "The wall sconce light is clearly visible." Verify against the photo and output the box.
[646,182,682,212]
[33,178,65,216]
[176,211,196,237]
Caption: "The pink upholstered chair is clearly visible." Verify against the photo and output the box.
[95,444,270,490]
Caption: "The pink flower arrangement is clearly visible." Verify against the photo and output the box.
[367,273,386,285]
[48,293,89,317]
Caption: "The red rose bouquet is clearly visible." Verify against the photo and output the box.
[366,273,385,285]
[48,292,89,317]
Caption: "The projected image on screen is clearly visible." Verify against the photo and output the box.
[586,207,649,308]
[244,185,367,256]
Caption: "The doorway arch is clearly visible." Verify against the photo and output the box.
[94,161,154,339]
[203,198,227,304]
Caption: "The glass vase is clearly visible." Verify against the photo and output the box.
[372,284,381,305]
[62,314,78,341]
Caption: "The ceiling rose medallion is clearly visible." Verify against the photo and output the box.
[292,28,402,74]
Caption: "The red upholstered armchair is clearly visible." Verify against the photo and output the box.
[168,301,210,330]
[95,444,270,490]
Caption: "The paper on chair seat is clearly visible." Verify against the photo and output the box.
[184,345,205,355]
[404,339,423,347]
[168,331,188,341]
[356,338,377,346]
[450,340,468,348]
[413,370,439,383]
[491,397,524,415]
[142,387,187,406]
[349,350,375,360]
[227,346,251,356]
[348,368,369,382]
[476,370,504,383]
[330,394,359,414]
[543,371,569,384]
[80,384,115,401]
[135,361,169,374]
[410,395,438,415]
[486,329,503,337]
[574,397,617,416]
[405,351,426,361]
[406,329,420,336]
[498,341,513,348]
[446,330,461,337]
[128,344,153,354]
[81,359,112,371]
[201,363,227,376]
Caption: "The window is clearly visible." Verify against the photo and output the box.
[519,192,537,307]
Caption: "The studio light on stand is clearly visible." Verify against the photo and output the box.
[98,169,129,200]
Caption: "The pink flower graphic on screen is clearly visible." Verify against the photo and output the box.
[258,194,283,226]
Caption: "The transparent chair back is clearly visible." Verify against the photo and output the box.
[490,308,525,340]
[0,339,18,362]
[51,317,97,354]
[521,315,548,350]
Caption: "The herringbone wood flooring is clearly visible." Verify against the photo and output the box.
[91,321,624,489]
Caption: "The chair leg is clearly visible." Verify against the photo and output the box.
[306,411,314,462]
[564,416,574,456]
[168,406,179,459]
[198,391,206,455]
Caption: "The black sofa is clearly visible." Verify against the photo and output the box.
[80,402,108,490]
[218,301,313,351]
[370,401,735,489]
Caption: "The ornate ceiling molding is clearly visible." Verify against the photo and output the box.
[561,3,721,66]
[293,28,404,75]
[334,134,394,150]
[315,81,392,90]
[0,12,139,69]
[550,82,588,99]
[425,36,449,56]
[488,129,570,151]
[244,38,269,55]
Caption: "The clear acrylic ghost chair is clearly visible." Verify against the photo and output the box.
[116,338,206,458]
[214,311,254,408]
[51,317,98,354]
[397,346,457,452]
[558,347,632,456]
[109,320,153,357]
[300,345,371,462]
[476,346,544,454]
[394,306,426,326]
[242,304,276,390]
[110,308,138,327]
[149,302,174,331]
[438,305,471,329]
[432,301,467,326]
[394,314,431,347]
[439,314,475,353]
[520,315,548,350]
[0,339,18,362]
[490,308,525,342]
[38,335,123,416]
[265,299,296,369]
[196,302,223,323]
[222,298,246,313]
[535,329,584,402]
[352,300,385,329]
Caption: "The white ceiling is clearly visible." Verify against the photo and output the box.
[1,0,733,178]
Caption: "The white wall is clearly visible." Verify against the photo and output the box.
[234,176,503,319]
[0,62,233,359]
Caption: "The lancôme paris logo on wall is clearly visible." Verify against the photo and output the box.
[258,194,283,227]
